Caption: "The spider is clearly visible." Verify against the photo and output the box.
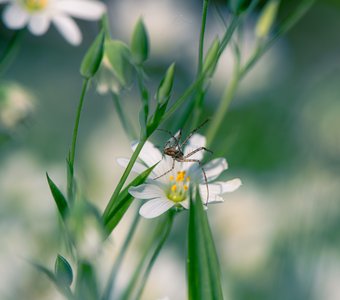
[154,119,213,203]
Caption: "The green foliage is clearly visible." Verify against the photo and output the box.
[46,173,69,220]
[75,261,99,300]
[55,254,73,287]
[80,30,105,79]
[32,261,75,300]
[103,164,157,236]
[256,0,281,38]
[156,63,175,104]
[131,18,149,64]
[187,190,224,300]
[105,40,134,87]
[230,0,253,14]
[202,38,220,78]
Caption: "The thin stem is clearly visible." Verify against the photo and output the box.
[240,0,316,78]
[0,30,24,75]
[197,0,209,76]
[69,78,90,167]
[102,137,147,218]
[134,211,174,300]
[120,216,171,300]
[102,208,141,300]
[206,70,240,146]
[111,92,137,140]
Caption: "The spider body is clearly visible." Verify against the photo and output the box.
[164,147,183,159]
[155,120,212,204]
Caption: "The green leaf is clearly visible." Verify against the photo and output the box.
[202,38,220,78]
[105,40,134,86]
[55,254,73,287]
[103,164,156,236]
[31,261,75,300]
[46,173,69,220]
[156,63,175,104]
[75,260,99,300]
[230,0,253,14]
[187,189,224,300]
[131,18,149,64]
[80,30,105,79]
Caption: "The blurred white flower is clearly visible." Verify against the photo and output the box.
[0,82,34,129]
[0,0,106,45]
[118,134,241,218]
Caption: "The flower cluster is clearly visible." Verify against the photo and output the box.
[0,0,106,45]
[118,133,242,218]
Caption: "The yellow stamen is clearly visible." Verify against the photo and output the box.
[184,185,188,191]
[186,176,190,182]
[169,175,174,181]
[22,0,48,11]
[171,184,177,192]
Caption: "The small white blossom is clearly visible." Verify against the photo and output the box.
[0,0,106,45]
[118,134,242,219]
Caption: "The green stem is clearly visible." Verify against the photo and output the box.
[120,212,174,300]
[191,0,210,129]
[197,0,209,76]
[69,78,90,167]
[134,211,174,300]
[206,70,240,146]
[102,209,141,300]
[240,0,316,78]
[102,137,147,218]
[206,0,315,146]
[0,30,24,75]
[111,92,137,140]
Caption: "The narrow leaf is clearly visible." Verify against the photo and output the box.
[103,164,156,236]
[55,254,73,287]
[202,38,220,77]
[156,63,175,104]
[46,173,68,220]
[80,30,105,79]
[31,261,75,300]
[75,260,99,300]
[187,189,224,300]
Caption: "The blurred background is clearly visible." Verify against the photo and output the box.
[1,0,340,299]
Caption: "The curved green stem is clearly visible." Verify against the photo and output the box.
[206,70,239,146]
[0,30,24,75]
[102,209,141,300]
[69,78,90,167]
[121,212,174,300]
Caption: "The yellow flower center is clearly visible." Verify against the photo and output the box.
[22,0,48,11]
[167,171,190,203]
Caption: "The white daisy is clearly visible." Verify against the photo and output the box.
[0,0,106,45]
[117,134,242,219]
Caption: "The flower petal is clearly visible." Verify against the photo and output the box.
[55,0,106,20]
[139,198,174,219]
[199,179,242,203]
[28,14,51,35]
[52,14,82,45]
[129,184,164,200]
[3,4,29,29]
[219,178,242,193]
[132,140,162,168]
[204,158,228,182]
[116,158,147,174]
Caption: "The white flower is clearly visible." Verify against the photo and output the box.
[0,0,106,45]
[117,134,242,219]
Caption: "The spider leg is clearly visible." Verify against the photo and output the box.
[156,128,180,148]
[180,119,209,148]
[153,158,176,180]
[182,147,213,159]
[180,158,209,205]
